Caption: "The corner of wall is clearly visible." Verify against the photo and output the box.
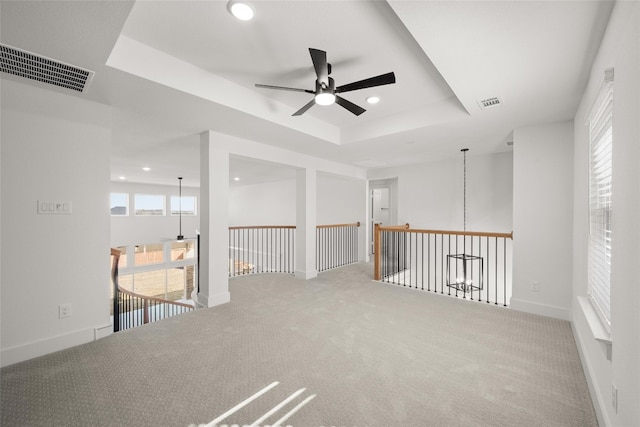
[509,298,572,321]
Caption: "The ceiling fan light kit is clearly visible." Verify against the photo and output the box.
[315,75,336,105]
[315,93,336,106]
[255,48,396,116]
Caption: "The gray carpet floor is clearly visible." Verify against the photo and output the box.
[1,262,597,426]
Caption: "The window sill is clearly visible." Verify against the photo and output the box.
[577,296,612,360]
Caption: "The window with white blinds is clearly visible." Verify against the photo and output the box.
[588,68,613,329]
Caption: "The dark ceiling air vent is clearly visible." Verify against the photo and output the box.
[0,44,94,93]
[477,97,502,109]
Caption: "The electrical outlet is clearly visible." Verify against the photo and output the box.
[612,383,618,413]
[59,304,72,319]
[530,280,540,292]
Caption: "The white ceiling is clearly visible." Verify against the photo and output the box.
[0,0,614,187]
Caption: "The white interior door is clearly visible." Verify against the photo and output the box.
[370,188,390,254]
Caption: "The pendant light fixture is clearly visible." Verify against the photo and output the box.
[446,148,484,296]
[176,177,184,242]
[461,148,468,233]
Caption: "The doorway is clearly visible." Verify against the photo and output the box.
[369,178,397,255]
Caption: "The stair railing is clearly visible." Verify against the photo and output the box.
[373,225,513,306]
[111,248,194,332]
[228,225,296,277]
[316,222,360,272]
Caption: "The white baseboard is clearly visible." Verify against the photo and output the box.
[509,297,572,320]
[295,270,318,280]
[1,327,95,368]
[94,323,113,340]
[195,291,230,309]
[571,320,610,427]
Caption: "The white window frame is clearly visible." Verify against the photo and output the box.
[170,195,197,216]
[117,240,197,299]
[110,192,129,216]
[134,194,166,216]
[587,68,614,331]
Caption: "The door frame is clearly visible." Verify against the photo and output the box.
[367,178,398,256]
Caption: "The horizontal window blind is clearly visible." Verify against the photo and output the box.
[588,70,613,328]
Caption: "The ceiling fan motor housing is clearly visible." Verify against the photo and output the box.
[316,77,335,94]
[315,76,336,105]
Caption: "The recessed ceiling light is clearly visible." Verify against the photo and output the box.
[366,96,380,104]
[233,177,240,181]
[142,167,151,172]
[118,176,126,180]
[227,0,255,21]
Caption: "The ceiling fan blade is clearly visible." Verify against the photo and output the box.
[255,83,314,94]
[335,72,396,94]
[335,95,366,116]
[309,48,329,85]
[292,99,316,116]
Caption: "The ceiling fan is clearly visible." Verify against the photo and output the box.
[255,48,396,116]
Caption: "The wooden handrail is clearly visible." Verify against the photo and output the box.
[229,223,361,230]
[111,248,121,332]
[377,227,513,239]
[316,222,360,229]
[373,224,512,281]
[228,225,296,230]
[378,223,410,230]
[117,285,195,310]
[110,248,121,282]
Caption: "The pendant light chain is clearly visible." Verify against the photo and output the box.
[462,148,468,232]
[177,177,184,241]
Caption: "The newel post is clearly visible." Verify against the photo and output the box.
[143,300,149,324]
[374,223,381,280]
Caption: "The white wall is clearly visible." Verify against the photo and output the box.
[317,172,367,261]
[211,132,366,180]
[571,2,640,426]
[511,121,574,320]
[228,172,367,260]
[110,181,200,247]
[229,173,366,227]
[1,80,112,366]
[317,172,366,226]
[368,151,513,232]
[229,179,296,226]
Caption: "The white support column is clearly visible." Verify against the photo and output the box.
[195,131,231,308]
[295,168,317,280]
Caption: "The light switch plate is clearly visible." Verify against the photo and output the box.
[38,200,72,214]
